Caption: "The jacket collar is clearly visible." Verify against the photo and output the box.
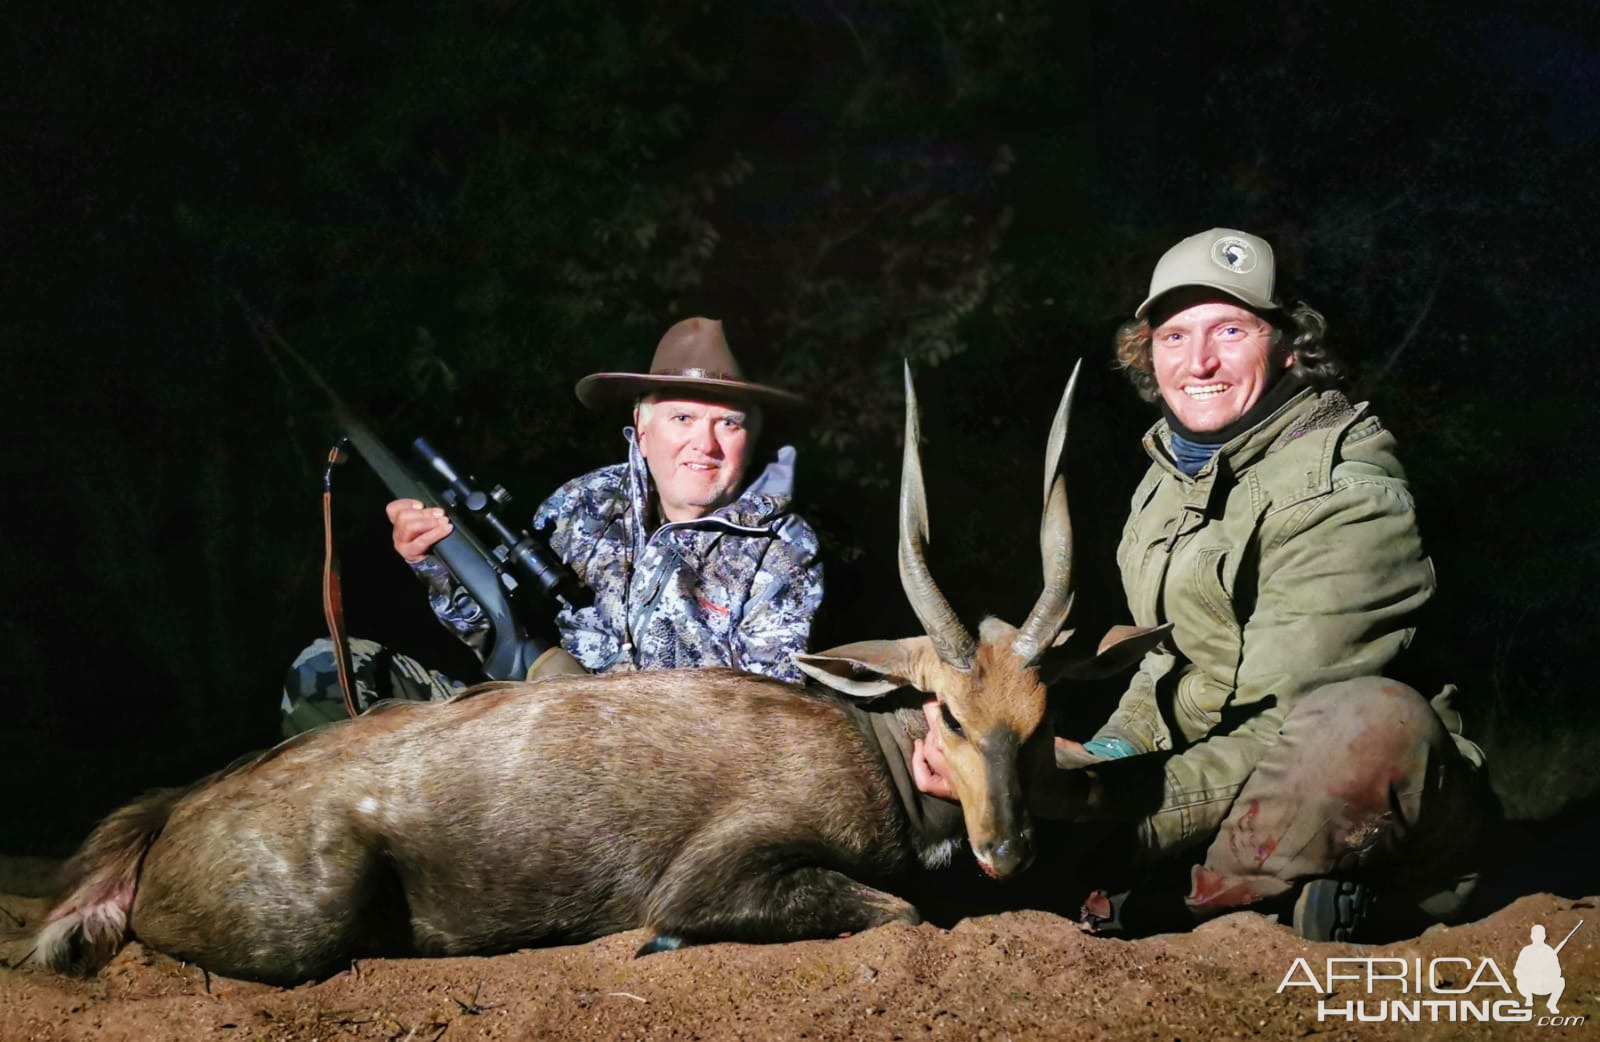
[1141,385,1326,482]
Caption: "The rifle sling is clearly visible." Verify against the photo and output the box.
[322,444,360,721]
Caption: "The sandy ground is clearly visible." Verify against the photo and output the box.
[0,854,1593,1042]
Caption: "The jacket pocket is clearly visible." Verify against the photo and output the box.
[1191,544,1240,634]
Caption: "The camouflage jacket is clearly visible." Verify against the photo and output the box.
[1090,387,1478,850]
[414,430,823,682]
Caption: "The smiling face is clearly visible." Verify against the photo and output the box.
[634,395,759,522]
[1150,298,1293,432]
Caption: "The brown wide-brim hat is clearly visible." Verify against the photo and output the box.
[574,317,805,411]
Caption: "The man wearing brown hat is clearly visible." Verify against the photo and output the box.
[281,318,822,734]
[913,229,1487,941]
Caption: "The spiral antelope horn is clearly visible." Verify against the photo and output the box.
[898,363,977,670]
[1010,361,1080,668]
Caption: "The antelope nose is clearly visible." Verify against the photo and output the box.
[982,827,1036,879]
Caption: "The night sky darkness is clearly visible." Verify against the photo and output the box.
[4,0,1599,897]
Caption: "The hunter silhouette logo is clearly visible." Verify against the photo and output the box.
[1516,920,1581,1015]
[1210,235,1257,273]
[1276,917,1587,1025]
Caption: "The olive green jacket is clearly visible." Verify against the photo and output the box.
[1091,387,1465,851]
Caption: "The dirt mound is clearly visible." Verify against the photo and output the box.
[3,861,1592,1042]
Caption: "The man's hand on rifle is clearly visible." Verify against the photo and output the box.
[386,499,453,563]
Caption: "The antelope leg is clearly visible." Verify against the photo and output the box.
[640,863,920,954]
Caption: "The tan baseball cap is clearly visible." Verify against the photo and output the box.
[1135,228,1279,319]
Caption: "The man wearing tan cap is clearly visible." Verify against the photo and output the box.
[915,229,1487,942]
[282,318,823,733]
[1087,228,1489,939]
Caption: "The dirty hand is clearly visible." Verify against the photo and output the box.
[911,699,957,800]
[385,498,453,563]
[1054,736,1087,763]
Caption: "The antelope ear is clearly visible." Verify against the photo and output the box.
[793,637,932,700]
[1039,623,1173,683]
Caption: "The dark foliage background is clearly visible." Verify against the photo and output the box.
[4,1,1597,852]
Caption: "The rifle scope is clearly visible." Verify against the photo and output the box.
[411,437,576,606]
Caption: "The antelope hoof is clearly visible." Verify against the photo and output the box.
[635,934,684,957]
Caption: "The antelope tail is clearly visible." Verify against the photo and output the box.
[31,787,183,975]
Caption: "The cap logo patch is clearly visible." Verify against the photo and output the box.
[1210,236,1257,274]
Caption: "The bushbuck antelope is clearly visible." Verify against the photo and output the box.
[34,363,1163,984]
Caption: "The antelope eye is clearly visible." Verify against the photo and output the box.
[940,703,965,738]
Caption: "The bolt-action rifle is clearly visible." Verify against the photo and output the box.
[261,325,586,692]
[325,404,588,683]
